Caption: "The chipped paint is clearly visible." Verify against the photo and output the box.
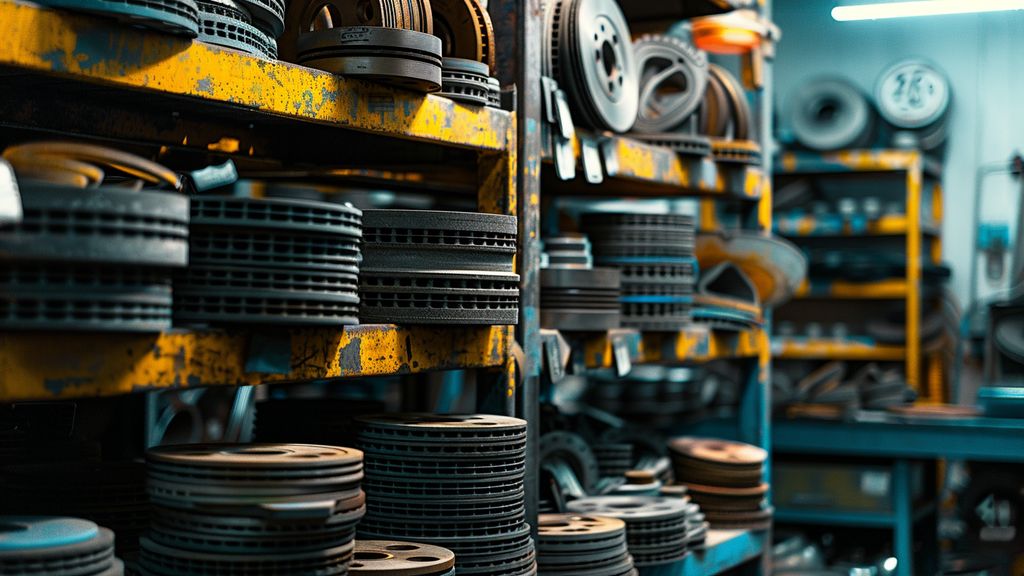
[0,1,511,151]
[0,325,510,401]
[583,326,764,369]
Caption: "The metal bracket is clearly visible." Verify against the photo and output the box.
[579,136,604,184]
[540,329,571,384]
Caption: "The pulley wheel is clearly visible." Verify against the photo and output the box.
[632,34,708,134]
[790,77,873,151]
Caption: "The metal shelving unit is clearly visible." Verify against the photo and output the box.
[773,149,947,397]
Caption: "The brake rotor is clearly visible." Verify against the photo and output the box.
[593,444,634,478]
[195,1,278,58]
[36,0,200,36]
[139,537,354,576]
[431,0,494,70]
[711,138,762,165]
[631,34,708,134]
[550,0,639,132]
[541,267,621,331]
[537,514,635,575]
[356,414,532,573]
[440,57,492,106]
[668,437,767,467]
[790,77,873,151]
[876,59,950,130]
[235,0,285,35]
[297,26,443,92]
[565,496,692,567]
[348,541,455,575]
[0,517,118,576]
[632,132,712,157]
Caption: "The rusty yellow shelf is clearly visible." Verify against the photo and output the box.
[794,278,909,300]
[775,214,941,238]
[776,149,942,180]
[0,0,512,151]
[0,325,512,401]
[581,325,766,369]
[542,130,765,199]
[772,338,907,361]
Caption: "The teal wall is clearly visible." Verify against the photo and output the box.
[773,1,1024,303]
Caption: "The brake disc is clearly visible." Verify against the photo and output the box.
[565,496,694,567]
[139,537,354,576]
[440,57,491,106]
[540,267,621,331]
[632,34,708,134]
[537,514,635,575]
[431,0,494,69]
[36,0,200,36]
[711,138,761,165]
[196,1,277,58]
[632,132,712,157]
[279,0,397,62]
[236,0,285,36]
[349,541,455,575]
[876,59,950,130]
[550,0,639,132]
[0,518,118,576]
[297,26,443,92]
[790,77,873,151]
[356,414,533,574]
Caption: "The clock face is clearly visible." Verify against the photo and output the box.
[877,61,950,129]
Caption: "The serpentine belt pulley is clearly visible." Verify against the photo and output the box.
[545,0,639,133]
[700,64,751,140]
[431,0,494,71]
[175,196,363,327]
[876,59,951,151]
[631,34,708,134]
[359,209,519,325]
[355,414,535,576]
[790,77,874,152]
[36,0,200,36]
[296,26,443,92]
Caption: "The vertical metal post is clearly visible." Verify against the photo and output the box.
[892,459,914,576]
[906,156,923,393]
[490,0,543,531]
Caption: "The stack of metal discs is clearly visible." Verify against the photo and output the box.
[0,462,148,568]
[174,196,362,327]
[668,437,772,531]
[541,235,621,332]
[0,142,188,333]
[536,514,636,576]
[356,414,536,575]
[295,27,443,92]
[348,541,456,575]
[37,0,200,36]
[194,0,281,59]
[659,485,709,551]
[566,496,691,567]
[140,443,365,575]
[581,213,696,331]
[359,210,520,325]
[0,516,124,576]
[487,77,502,108]
[440,58,491,106]
[592,443,633,479]
[543,0,639,133]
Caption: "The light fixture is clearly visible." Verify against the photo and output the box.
[832,0,1024,21]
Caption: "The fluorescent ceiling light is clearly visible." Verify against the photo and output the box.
[832,0,1024,21]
